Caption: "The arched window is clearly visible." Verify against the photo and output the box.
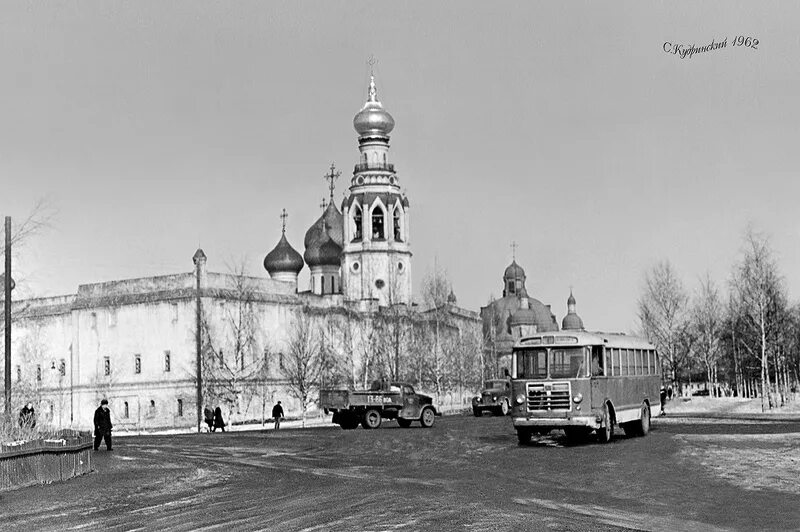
[372,206,385,240]
[353,206,363,241]
[321,275,326,295]
[508,281,516,294]
[392,207,402,241]
[124,401,129,418]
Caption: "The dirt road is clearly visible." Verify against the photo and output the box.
[2,415,799,531]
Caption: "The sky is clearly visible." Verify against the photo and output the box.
[2,1,799,332]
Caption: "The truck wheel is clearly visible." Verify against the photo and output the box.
[339,414,359,430]
[420,407,435,428]
[361,409,382,429]
[397,418,412,428]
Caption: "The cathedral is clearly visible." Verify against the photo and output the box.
[2,75,482,431]
[480,258,585,374]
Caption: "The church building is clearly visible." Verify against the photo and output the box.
[3,74,480,431]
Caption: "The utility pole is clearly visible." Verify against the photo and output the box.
[193,249,206,433]
[4,217,11,415]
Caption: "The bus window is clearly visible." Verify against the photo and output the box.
[516,348,546,379]
[591,346,605,376]
[550,348,585,379]
[637,350,644,375]
[621,349,629,376]
[611,348,620,376]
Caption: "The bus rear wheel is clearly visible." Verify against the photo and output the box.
[596,403,614,443]
[517,429,532,445]
[420,407,435,428]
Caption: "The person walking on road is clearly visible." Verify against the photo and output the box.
[212,406,226,432]
[94,399,113,451]
[272,401,284,430]
[659,386,667,417]
[203,406,214,432]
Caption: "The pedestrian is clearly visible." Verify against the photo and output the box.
[93,399,113,451]
[204,406,214,432]
[212,406,226,432]
[667,385,674,401]
[19,402,36,429]
[272,401,284,430]
[659,386,667,417]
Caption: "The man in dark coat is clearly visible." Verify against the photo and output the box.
[204,406,214,432]
[19,402,36,428]
[272,401,284,430]
[94,399,113,450]
[212,406,226,432]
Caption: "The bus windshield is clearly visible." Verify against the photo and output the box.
[515,347,586,379]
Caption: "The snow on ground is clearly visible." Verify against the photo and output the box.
[664,394,800,415]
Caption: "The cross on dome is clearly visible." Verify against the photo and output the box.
[324,163,341,201]
[280,208,288,234]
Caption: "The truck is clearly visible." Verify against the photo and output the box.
[320,382,438,429]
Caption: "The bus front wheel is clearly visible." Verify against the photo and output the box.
[597,403,614,443]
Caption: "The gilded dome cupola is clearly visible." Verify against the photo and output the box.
[353,75,395,138]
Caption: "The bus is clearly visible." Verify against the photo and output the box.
[511,330,660,444]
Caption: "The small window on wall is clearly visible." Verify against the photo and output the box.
[36,365,42,382]
[134,354,141,374]
[16,365,21,381]
[164,351,171,372]
[353,206,363,241]
[177,399,184,417]
[104,357,111,376]
[59,359,66,377]
[123,401,129,418]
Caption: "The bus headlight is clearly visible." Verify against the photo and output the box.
[492,396,497,402]
[572,393,583,404]
[516,394,525,405]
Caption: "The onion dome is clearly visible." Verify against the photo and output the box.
[447,289,457,304]
[353,75,395,137]
[264,233,304,276]
[562,290,584,330]
[304,202,344,249]
[304,222,343,267]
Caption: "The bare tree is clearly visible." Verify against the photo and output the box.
[281,307,321,425]
[690,273,724,395]
[729,227,787,411]
[200,262,267,423]
[638,260,691,386]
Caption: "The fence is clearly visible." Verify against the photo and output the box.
[0,429,93,492]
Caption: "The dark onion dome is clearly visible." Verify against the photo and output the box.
[264,233,304,275]
[192,248,207,264]
[304,223,343,267]
[353,75,395,137]
[504,260,525,280]
[304,202,344,249]
[447,289,457,304]
[567,291,576,306]
[562,312,584,331]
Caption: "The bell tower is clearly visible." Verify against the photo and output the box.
[341,73,412,306]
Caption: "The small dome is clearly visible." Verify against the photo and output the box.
[504,260,526,280]
[567,291,576,306]
[353,76,395,137]
[562,313,584,331]
[264,234,304,276]
[304,225,342,267]
[305,202,344,249]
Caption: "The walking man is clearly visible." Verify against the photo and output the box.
[272,401,284,430]
[94,399,113,451]
[659,386,667,417]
